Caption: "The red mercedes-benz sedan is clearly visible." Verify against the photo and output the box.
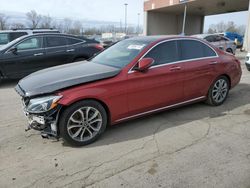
[15,36,242,146]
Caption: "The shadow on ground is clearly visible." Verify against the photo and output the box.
[0,79,19,89]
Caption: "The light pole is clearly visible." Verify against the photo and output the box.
[137,13,140,35]
[124,3,128,34]
[180,0,188,35]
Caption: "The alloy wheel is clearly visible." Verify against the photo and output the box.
[212,79,228,104]
[67,107,103,142]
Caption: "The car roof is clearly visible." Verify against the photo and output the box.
[127,35,206,43]
[0,29,59,33]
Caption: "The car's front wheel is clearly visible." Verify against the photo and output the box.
[206,76,229,106]
[59,100,107,146]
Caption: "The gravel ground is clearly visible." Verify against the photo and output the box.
[0,51,249,188]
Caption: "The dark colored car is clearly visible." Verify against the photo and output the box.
[0,33,103,80]
[15,36,242,146]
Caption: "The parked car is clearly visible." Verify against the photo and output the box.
[219,32,244,48]
[193,34,237,54]
[246,53,250,71]
[0,33,103,80]
[0,28,60,47]
[15,36,242,146]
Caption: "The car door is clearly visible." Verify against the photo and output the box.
[1,36,45,78]
[178,39,219,100]
[127,40,185,116]
[44,35,70,67]
[65,37,86,62]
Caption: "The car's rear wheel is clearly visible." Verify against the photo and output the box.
[59,100,107,146]
[206,76,229,106]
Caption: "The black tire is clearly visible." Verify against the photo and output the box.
[59,100,107,146]
[206,76,230,106]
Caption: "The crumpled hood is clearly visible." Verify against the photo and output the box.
[15,61,121,97]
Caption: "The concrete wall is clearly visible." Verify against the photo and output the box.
[243,0,250,51]
[145,11,204,36]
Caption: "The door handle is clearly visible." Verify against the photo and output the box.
[34,53,44,56]
[170,66,181,71]
[66,49,75,52]
[209,61,218,65]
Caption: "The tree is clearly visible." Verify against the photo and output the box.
[207,21,246,35]
[40,15,52,28]
[226,21,237,33]
[68,21,82,35]
[62,18,72,33]
[0,13,8,30]
[11,22,25,29]
[26,10,42,28]
[207,28,216,34]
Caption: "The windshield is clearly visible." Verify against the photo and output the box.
[0,33,9,45]
[91,39,150,68]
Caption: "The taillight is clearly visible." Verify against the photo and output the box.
[94,44,104,50]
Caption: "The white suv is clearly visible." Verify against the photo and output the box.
[0,29,59,47]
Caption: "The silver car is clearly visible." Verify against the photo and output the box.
[193,34,237,55]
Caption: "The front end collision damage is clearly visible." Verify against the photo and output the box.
[18,91,64,140]
[24,102,62,139]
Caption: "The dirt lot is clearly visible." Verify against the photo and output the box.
[0,51,250,188]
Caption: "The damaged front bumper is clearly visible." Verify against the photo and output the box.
[23,102,62,139]
[22,99,62,139]
[15,83,63,139]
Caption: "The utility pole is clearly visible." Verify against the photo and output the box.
[137,13,140,35]
[180,0,188,35]
[124,3,128,34]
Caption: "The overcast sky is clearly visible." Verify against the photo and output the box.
[0,0,145,24]
[0,0,248,29]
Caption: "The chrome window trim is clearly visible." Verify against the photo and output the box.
[44,36,85,49]
[115,96,206,123]
[4,36,86,53]
[128,38,219,74]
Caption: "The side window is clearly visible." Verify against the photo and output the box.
[215,35,222,42]
[9,32,28,41]
[46,36,67,48]
[179,40,216,60]
[144,41,179,66]
[203,44,217,57]
[67,37,84,45]
[205,36,215,42]
[16,37,43,51]
[0,33,9,45]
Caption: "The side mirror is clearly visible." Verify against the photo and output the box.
[135,58,154,72]
[9,47,17,55]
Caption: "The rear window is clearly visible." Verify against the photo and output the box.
[67,37,84,45]
[46,36,67,47]
[179,40,216,61]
